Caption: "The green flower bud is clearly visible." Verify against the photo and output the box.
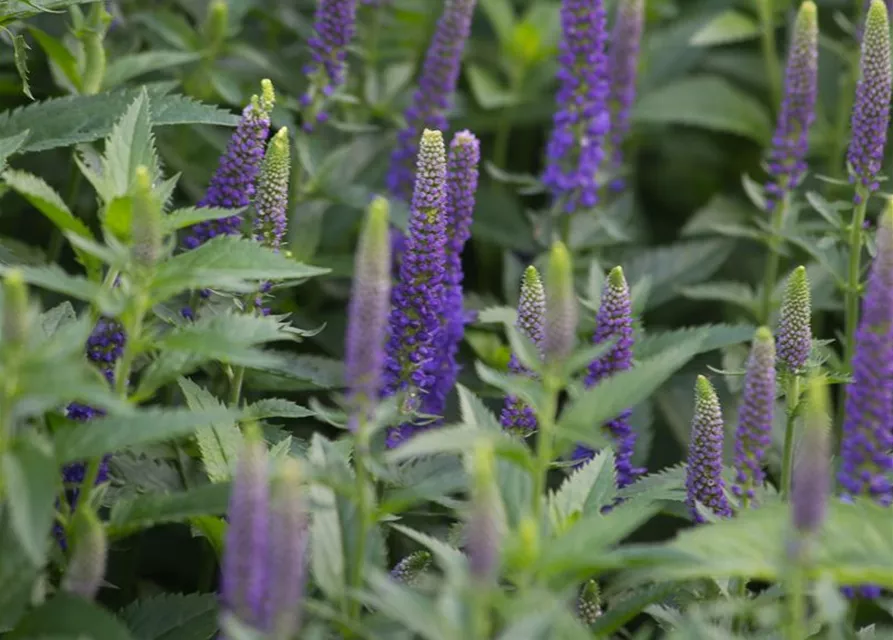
[62,507,107,600]
[130,165,163,267]
[2,269,30,346]
[544,241,577,366]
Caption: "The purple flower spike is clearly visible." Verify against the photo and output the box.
[575,267,642,487]
[301,0,359,128]
[839,204,893,507]
[686,376,732,523]
[222,432,270,630]
[345,197,392,430]
[254,128,291,251]
[500,266,546,434]
[429,131,480,417]
[605,0,645,191]
[776,266,812,373]
[791,375,830,537]
[383,130,449,447]
[543,0,610,214]
[732,327,776,503]
[847,0,892,198]
[386,0,477,203]
[765,1,818,209]
[183,81,275,249]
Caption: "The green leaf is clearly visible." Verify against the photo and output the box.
[557,338,703,451]
[163,206,246,232]
[178,378,242,483]
[39,301,77,337]
[633,76,772,144]
[55,406,241,463]
[456,384,502,431]
[0,130,29,172]
[0,263,110,309]
[0,86,238,154]
[479,0,515,45]
[678,282,755,312]
[590,584,680,636]
[0,511,39,630]
[634,324,755,360]
[150,236,329,302]
[107,482,231,537]
[384,425,529,465]
[28,27,81,91]
[689,11,760,47]
[255,353,345,389]
[12,34,32,100]
[390,523,465,576]
[476,305,516,326]
[308,438,346,599]
[245,398,315,420]
[360,570,454,640]
[104,50,202,88]
[466,65,517,109]
[5,592,135,640]
[1,432,55,565]
[548,449,617,531]
[120,592,218,640]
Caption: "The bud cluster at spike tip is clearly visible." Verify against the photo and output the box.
[182,81,275,249]
[386,0,478,202]
[776,266,812,373]
[391,550,433,587]
[300,0,359,129]
[839,205,893,507]
[500,266,546,434]
[254,128,291,251]
[345,197,392,430]
[764,1,818,209]
[573,267,643,487]
[792,375,830,536]
[605,0,645,191]
[732,327,776,502]
[383,130,448,447]
[542,0,610,213]
[543,241,578,364]
[577,579,603,625]
[685,376,732,522]
[429,130,480,417]
[221,436,310,636]
[847,0,892,199]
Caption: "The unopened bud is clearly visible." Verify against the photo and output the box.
[62,507,107,600]
[130,166,163,267]
[2,269,30,346]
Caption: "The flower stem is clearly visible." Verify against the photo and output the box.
[229,366,245,407]
[785,564,807,640]
[844,188,869,368]
[759,193,790,324]
[780,374,801,500]
[757,0,782,110]
[347,418,372,625]
[532,377,559,526]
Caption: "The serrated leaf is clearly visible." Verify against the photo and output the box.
[12,34,32,100]
[0,130,29,172]
[120,592,217,640]
[39,301,77,337]
[1,432,55,565]
[389,523,465,576]
[245,398,315,420]
[178,378,242,483]
[618,464,686,503]
[0,510,39,629]
[589,584,682,636]
[55,407,241,463]
[28,27,80,92]
[149,236,329,302]
[107,482,231,538]
[557,338,703,451]
[163,206,246,232]
[635,324,755,360]
[308,438,347,599]
[258,353,345,389]
[476,305,516,326]
[360,570,453,640]
[678,282,755,311]
[0,263,110,308]
[385,425,530,465]
[456,384,502,431]
[5,592,135,640]
[3,169,95,245]
[104,50,202,88]
[549,449,617,529]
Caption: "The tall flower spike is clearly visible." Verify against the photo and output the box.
[430,130,481,417]
[221,430,269,630]
[383,130,448,447]
[764,1,818,209]
[500,266,546,434]
[847,0,892,198]
[345,197,392,430]
[732,327,776,503]
[254,127,291,251]
[543,241,578,365]
[264,458,309,638]
[605,0,645,191]
[776,266,812,373]
[839,203,893,507]
[542,0,610,213]
[386,0,477,202]
[685,376,732,522]
[300,0,359,129]
[791,375,830,536]
[183,80,275,249]
[573,267,642,486]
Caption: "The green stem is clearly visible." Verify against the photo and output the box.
[780,375,801,500]
[844,189,869,369]
[532,378,559,527]
[229,366,245,407]
[471,586,491,640]
[785,564,807,640]
[759,193,790,324]
[347,419,372,626]
[757,0,782,110]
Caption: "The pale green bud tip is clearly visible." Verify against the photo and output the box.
[472,441,495,484]
[803,374,830,429]
[881,199,893,231]
[62,508,107,600]
[134,165,152,193]
[695,375,716,401]
[260,79,275,112]
[797,1,817,26]
[3,269,25,292]
[754,326,773,344]
[366,196,390,239]
[607,265,626,289]
[522,265,541,287]
[420,128,445,150]
[275,457,302,487]
[868,0,890,30]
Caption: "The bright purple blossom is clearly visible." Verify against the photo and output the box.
[765,1,818,209]
[573,267,642,487]
[500,266,546,434]
[386,0,477,202]
[383,130,449,447]
[776,266,812,373]
[685,376,732,523]
[183,82,275,249]
[847,0,891,198]
[732,327,776,502]
[543,0,610,214]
